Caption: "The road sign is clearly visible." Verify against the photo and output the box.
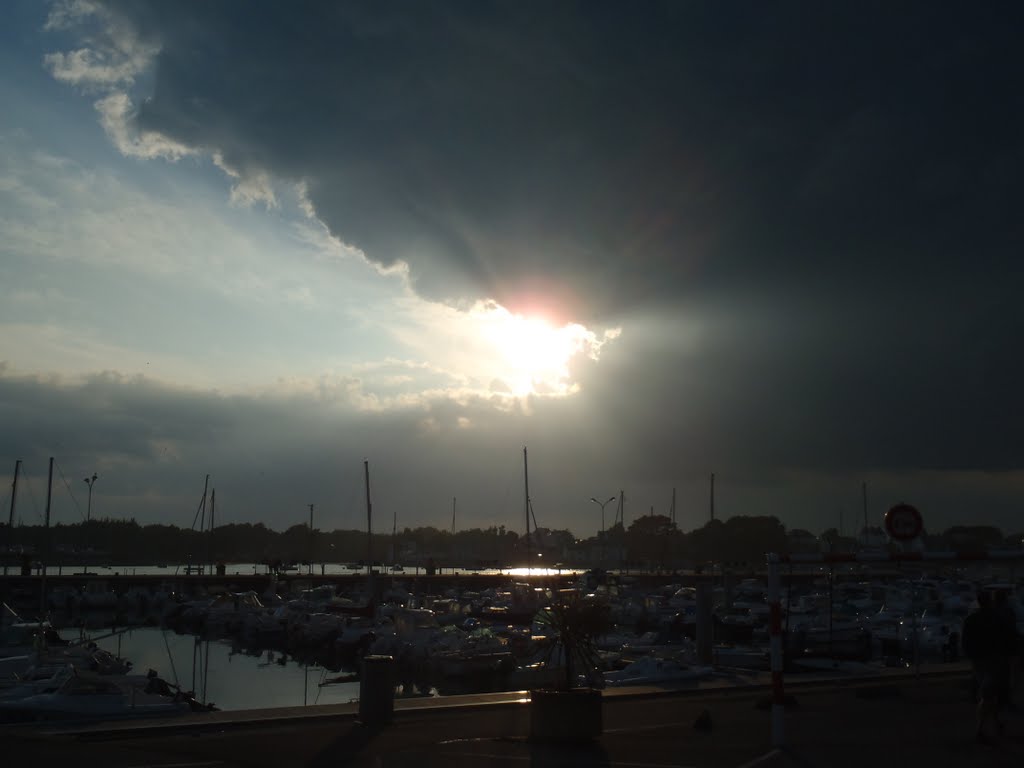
[884,503,923,541]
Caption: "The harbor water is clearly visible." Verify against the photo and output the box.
[25,563,584,577]
[57,625,361,711]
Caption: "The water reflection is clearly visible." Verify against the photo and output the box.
[57,626,361,711]
[33,563,585,577]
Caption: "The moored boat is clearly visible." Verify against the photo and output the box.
[0,671,203,723]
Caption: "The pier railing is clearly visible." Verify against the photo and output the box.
[765,549,1024,748]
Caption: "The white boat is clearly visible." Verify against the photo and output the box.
[710,645,770,670]
[1,621,66,660]
[81,580,119,610]
[287,612,348,646]
[0,663,78,700]
[899,607,966,661]
[202,591,266,635]
[867,607,904,658]
[1,642,133,685]
[334,615,393,654]
[790,616,871,659]
[604,656,714,687]
[0,672,196,722]
[1,602,21,627]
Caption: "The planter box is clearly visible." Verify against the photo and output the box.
[529,687,603,743]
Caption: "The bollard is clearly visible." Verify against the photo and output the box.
[359,655,396,726]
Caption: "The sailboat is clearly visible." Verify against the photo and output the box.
[3,460,20,577]
[363,460,378,610]
[178,476,210,576]
[390,506,403,572]
[524,447,531,574]
[0,669,212,722]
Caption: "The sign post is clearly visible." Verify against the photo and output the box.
[884,503,923,543]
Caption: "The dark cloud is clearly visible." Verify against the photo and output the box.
[2,369,1021,533]
[37,2,1024,516]
[92,2,1024,312]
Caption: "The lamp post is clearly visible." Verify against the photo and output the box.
[590,495,615,566]
[83,473,97,566]
[83,474,98,523]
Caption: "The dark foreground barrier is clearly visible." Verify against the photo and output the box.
[359,655,396,726]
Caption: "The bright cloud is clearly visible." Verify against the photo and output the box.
[471,303,619,397]
[95,92,195,161]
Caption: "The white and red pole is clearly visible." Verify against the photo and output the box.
[765,546,1024,748]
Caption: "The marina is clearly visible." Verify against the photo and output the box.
[3,455,1020,724]
[3,553,1022,722]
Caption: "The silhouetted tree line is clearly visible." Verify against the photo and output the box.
[0,518,523,567]
[0,517,1019,568]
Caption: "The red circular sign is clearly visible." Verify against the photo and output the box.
[884,503,923,541]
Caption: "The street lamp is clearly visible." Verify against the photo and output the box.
[590,496,616,539]
[591,495,616,566]
[83,474,98,523]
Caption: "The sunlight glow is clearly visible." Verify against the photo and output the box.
[470,302,614,398]
[503,566,585,577]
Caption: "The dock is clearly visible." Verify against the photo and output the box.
[3,664,1020,767]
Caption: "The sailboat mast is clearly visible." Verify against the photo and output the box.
[209,489,215,576]
[199,474,209,527]
[364,460,372,572]
[308,503,314,576]
[39,457,54,618]
[523,447,531,571]
[618,490,626,570]
[7,459,19,536]
[199,474,209,575]
[5,459,19,576]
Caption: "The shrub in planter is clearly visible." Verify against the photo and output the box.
[529,590,611,743]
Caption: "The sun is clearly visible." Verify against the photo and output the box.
[472,303,598,397]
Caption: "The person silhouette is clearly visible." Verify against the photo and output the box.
[962,591,1002,742]
[993,590,1020,714]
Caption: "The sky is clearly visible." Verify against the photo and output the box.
[1,1,1022,540]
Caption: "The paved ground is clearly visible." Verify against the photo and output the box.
[4,671,1023,768]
